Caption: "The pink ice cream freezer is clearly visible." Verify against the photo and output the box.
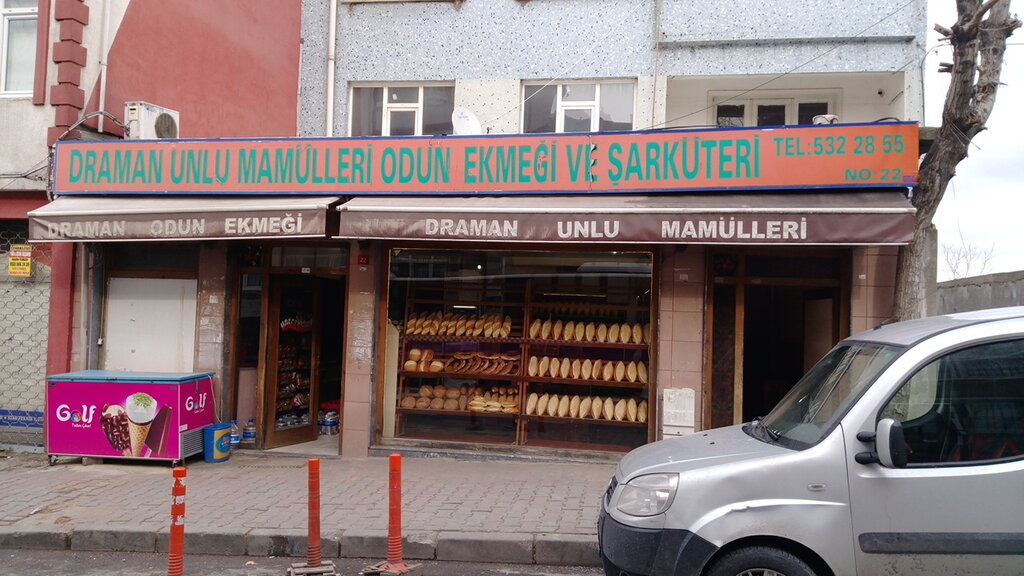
[46,370,216,465]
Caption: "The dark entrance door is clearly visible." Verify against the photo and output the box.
[707,250,849,428]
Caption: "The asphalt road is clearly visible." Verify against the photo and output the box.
[1,549,606,576]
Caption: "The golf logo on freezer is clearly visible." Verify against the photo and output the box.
[55,403,96,425]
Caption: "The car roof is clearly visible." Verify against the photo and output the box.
[846,306,1024,347]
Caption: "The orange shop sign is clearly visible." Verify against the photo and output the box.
[52,123,918,196]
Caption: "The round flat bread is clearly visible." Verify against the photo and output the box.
[579,396,592,419]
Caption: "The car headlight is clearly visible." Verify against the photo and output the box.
[615,473,679,517]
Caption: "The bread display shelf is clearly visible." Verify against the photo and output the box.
[400,371,520,382]
[523,377,647,389]
[519,414,646,426]
[396,408,516,418]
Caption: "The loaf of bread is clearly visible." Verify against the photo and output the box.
[591,396,603,419]
[569,395,581,418]
[579,396,593,419]
[557,395,570,417]
[638,400,648,423]
[400,396,417,409]
[603,397,614,420]
[614,398,627,421]
[536,393,550,416]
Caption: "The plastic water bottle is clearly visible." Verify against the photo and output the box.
[229,420,241,449]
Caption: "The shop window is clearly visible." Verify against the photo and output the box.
[350,85,455,137]
[386,248,654,452]
[523,81,635,133]
[714,96,834,128]
[1,0,35,94]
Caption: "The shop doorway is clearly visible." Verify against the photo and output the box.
[707,251,849,428]
[261,275,345,449]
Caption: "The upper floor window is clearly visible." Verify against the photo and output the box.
[713,95,833,128]
[1,0,36,94]
[350,85,454,137]
[523,81,634,133]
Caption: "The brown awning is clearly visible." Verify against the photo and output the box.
[336,192,916,245]
[28,196,341,242]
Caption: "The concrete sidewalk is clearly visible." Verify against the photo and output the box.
[0,449,616,566]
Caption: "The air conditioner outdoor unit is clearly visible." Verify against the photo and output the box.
[124,101,180,139]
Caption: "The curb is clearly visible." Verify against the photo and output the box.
[0,526,601,566]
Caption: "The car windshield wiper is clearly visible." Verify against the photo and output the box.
[751,416,781,442]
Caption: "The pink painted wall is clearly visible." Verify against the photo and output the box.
[85,0,301,138]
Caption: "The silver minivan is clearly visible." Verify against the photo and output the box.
[599,307,1024,576]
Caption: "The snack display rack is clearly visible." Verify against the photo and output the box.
[394,278,652,452]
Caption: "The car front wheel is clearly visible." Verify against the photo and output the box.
[704,545,817,576]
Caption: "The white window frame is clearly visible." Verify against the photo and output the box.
[349,83,454,137]
[1,0,37,96]
[710,90,839,127]
[522,80,636,133]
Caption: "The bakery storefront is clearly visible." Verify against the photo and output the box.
[33,123,918,457]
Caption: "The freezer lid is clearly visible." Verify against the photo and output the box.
[46,370,216,383]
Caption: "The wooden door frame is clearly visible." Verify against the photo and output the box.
[703,248,851,428]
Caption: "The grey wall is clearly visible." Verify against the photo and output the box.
[937,271,1024,314]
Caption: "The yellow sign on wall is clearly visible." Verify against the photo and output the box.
[7,244,32,277]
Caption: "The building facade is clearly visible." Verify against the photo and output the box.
[27,0,927,461]
[2,0,300,448]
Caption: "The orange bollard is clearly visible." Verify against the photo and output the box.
[288,458,337,575]
[167,466,187,576]
[360,453,419,575]
[384,453,407,570]
[307,458,322,567]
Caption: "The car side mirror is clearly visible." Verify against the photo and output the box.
[855,418,907,468]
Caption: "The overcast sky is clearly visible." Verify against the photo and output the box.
[927,0,1024,280]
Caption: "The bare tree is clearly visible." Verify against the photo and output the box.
[942,240,995,279]
[892,0,1020,320]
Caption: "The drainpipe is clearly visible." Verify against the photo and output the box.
[325,0,338,137]
[97,0,111,133]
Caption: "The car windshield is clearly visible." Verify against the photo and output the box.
[757,341,901,448]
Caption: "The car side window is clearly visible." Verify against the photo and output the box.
[881,338,1024,465]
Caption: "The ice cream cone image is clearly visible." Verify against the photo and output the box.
[124,392,158,458]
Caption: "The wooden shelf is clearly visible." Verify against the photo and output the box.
[519,414,646,427]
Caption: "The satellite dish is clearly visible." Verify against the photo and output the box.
[452,107,483,135]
